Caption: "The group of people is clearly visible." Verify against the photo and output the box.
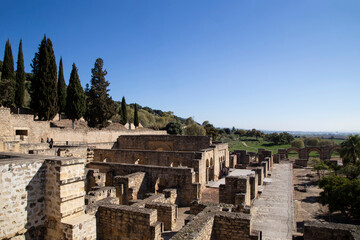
[41,137,54,149]
[220,167,229,177]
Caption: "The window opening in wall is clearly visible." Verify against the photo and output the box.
[15,129,28,136]
[15,129,28,140]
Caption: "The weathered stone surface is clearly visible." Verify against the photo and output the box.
[97,204,162,240]
[303,221,360,240]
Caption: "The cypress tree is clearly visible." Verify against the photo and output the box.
[119,96,127,125]
[65,63,85,129]
[15,39,25,108]
[57,57,67,117]
[84,58,115,128]
[0,39,15,107]
[134,103,139,127]
[30,35,58,120]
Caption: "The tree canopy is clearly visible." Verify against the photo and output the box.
[15,39,25,107]
[0,39,15,107]
[30,35,58,120]
[84,58,115,128]
[204,123,219,140]
[134,103,139,127]
[184,123,206,136]
[57,57,67,114]
[166,122,182,135]
[340,134,360,165]
[119,96,127,125]
[65,63,85,128]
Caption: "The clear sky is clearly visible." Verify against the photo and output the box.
[1,1,360,132]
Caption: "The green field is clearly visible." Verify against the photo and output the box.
[226,137,290,154]
[221,136,342,157]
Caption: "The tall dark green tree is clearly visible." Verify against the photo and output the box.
[15,39,25,108]
[119,96,127,125]
[0,39,15,107]
[65,63,85,129]
[85,58,115,128]
[134,103,139,127]
[57,57,67,118]
[340,135,360,165]
[30,35,58,120]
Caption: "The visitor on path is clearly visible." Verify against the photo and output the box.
[49,138,54,149]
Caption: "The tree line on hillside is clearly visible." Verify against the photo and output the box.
[290,137,336,149]
[0,36,141,129]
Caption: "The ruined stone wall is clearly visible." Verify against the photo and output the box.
[61,214,96,240]
[0,156,46,239]
[219,176,251,206]
[171,213,214,240]
[0,107,12,139]
[212,212,259,240]
[114,172,147,204]
[117,135,212,151]
[172,205,260,240]
[303,221,360,240]
[97,205,162,240]
[145,202,177,231]
[0,154,96,240]
[94,149,197,168]
[0,107,166,145]
[87,162,200,206]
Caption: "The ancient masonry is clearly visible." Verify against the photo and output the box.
[1,108,359,240]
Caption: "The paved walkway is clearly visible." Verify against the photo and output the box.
[251,162,295,240]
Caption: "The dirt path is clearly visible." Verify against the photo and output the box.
[293,168,329,232]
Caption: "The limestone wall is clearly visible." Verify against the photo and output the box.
[94,148,197,167]
[171,204,260,240]
[0,107,166,145]
[114,172,147,204]
[0,153,95,240]
[97,205,162,240]
[219,176,251,206]
[0,156,46,239]
[87,162,200,206]
[212,212,259,240]
[303,221,360,240]
[145,202,177,231]
[117,135,212,151]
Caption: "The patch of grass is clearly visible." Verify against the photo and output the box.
[225,136,290,154]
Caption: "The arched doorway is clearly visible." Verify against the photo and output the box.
[287,148,300,160]
[330,147,341,160]
[206,159,210,184]
[308,148,321,161]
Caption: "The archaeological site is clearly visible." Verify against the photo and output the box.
[1,107,359,240]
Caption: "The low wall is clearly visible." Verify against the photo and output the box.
[96,205,162,240]
[0,156,47,239]
[87,162,200,206]
[117,135,212,151]
[303,221,360,240]
[0,107,167,145]
[94,148,198,168]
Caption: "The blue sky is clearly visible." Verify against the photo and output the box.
[1,1,360,131]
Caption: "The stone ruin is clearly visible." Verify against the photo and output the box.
[1,131,358,240]
[0,135,264,240]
